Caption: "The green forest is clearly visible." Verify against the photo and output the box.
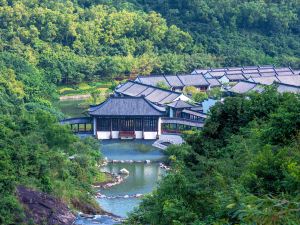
[0,0,299,84]
[127,88,300,224]
[0,0,299,224]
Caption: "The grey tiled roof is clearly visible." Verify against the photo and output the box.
[182,109,207,118]
[177,74,209,86]
[207,71,226,78]
[226,70,243,75]
[275,67,293,72]
[89,96,165,116]
[229,81,259,94]
[135,75,171,88]
[192,69,209,74]
[259,68,275,73]
[115,81,186,104]
[160,93,183,104]
[277,75,300,86]
[206,78,221,87]
[260,72,277,77]
[167,100,194,109]
[226,74,245,81]
[276,83,300,94]
[276,71,295,76]
[164,75,184,87]
[193,66,296,82]
[250,76,279,85]
[243,73,261,79]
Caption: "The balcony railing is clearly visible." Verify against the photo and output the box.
[161,117,204,128]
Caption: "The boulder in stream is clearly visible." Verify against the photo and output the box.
[119,168,130,175]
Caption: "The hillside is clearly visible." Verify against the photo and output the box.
[105,0,300,68]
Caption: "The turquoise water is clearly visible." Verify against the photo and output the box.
[56,99,87,118]
[76,140,166,224]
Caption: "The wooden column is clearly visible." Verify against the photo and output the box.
[110,118,112,139]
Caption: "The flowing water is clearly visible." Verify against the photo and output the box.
[76,140,166,224]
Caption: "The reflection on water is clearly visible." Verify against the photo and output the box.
[101,140,165,161]
[76,138,166,224]
[99,163,164,217]
[99,140,166,217]
[56,99,87,118]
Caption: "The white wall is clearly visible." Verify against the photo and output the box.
[175,94,191,102]
[96,131,110,140]
[111,131,119,139]
[158,118,162,136]
[144,132,157,140]
[135,131,143,139]
[219,75,230,84]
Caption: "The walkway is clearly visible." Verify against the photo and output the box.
[153,134,184,150]
[161,117,204,128]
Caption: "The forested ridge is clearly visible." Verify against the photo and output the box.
[0,53,105,224]
[0,0,299,84]
[127,88,300,224]
[124,0,300,67]
[0,0,299,224]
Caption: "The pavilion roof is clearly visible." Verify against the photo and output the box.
[115,81,189,104]
[276,82,300,94]
[229,81,263,94]
[89,96,165,116]
[167,99,194,109]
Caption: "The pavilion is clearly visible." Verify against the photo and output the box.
[88,96,166,140]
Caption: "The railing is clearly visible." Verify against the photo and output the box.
[60,117,92,125]
[119,131,136,138]
[161,117,204,128]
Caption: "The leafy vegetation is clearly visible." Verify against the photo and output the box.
[0,52,104,224]
[124,0,300,68]
[0,0,299,224]
[127,88,300,224]
[0,0,216,84]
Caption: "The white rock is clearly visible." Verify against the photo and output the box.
[145,160,151,164]
[119,168,130,175]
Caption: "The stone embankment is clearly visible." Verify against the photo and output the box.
[60,94,91,101]
[17,186,76,225]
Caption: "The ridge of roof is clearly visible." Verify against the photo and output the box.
[89,95,166,116]
[175,74,185,86]
[119,80,183,95]
[273,81,300,88]
[163,74,172,87]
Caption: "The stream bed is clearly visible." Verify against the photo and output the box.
[76,140,166,224]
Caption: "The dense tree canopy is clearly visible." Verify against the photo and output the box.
[1,0,299,85]
[0,53,103,224]
[127,89,300,224]
[117,0,300,68]
[0,0,218,83]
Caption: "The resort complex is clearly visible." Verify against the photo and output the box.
[62,65,300,140]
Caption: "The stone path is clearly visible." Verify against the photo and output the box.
[153,134,184,150]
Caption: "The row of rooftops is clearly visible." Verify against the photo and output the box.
[229,80,300,95]
[115,80,189,105]
[192,65,296,77]
[88,65,299,118]
[135,66,299,89]
[135,74,221,88]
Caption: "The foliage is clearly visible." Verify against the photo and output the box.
[0,0,216,84]
[0,53,103,224]
[156,81,169,90]
[127,90,300,224]
[183,86,209,102]
[125,0,300,69]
